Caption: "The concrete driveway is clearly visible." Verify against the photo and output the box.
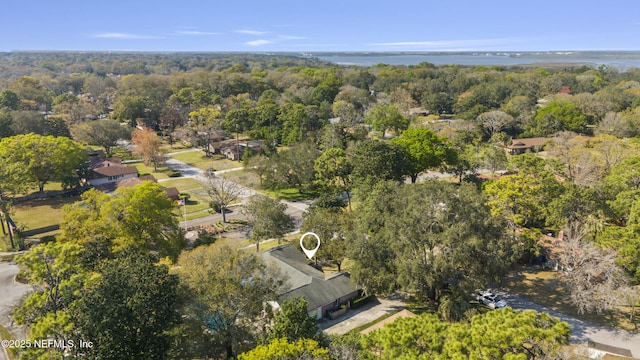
[318,297,406,335]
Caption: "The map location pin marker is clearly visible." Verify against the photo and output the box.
[299,232,320,260]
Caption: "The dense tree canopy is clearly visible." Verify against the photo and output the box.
[243,195,295,251]
[0,133,87,192]
[175,244,286,359]
[361,309,570,359]
[391,128,455,183]
[351,180,520,303]
[75,252,180,360]
[60,182,185,260]
[71,119,131,155]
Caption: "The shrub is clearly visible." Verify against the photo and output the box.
[351,295,375,309]
[167,169,182,177]
[193,234,216,248]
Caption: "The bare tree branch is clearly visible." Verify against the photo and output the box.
[205,176,244,223]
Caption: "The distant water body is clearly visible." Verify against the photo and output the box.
[313,53,640,70]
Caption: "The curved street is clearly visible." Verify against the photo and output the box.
[162,156,309,231]
[0,261,32,360]
[496,288,640,358]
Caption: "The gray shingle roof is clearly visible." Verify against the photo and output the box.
[261,245,358,311]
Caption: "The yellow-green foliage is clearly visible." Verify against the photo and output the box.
[238,338,329,360]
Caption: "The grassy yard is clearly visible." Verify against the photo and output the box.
[162,178,211,220]
[170,151,240,171]
[220,169,316,201]
[12,196,79,230]
[503,270,639,332]
[130,162,176,180]
[15,181,65,197]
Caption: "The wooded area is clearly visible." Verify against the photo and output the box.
[1,52,640,359]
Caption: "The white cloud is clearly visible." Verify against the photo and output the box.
[235,29,268,36]
[92,32,161,39]
[370,38,523,50]
[245,39,272,46]
[279,35,307,40]
[176,30,219,36]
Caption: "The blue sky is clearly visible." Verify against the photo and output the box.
[2,0,639,52]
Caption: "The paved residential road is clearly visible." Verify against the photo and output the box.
[0,262,32,360]
[162,155,309,231]
[495,288,640,358]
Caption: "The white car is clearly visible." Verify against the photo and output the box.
[475,291,507,309]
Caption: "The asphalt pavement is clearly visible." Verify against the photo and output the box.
[0,262,32,360]
[162,155,308,232]
[495,288,640,358]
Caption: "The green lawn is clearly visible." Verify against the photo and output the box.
[162,178,211,219]
[170,151,240,171]
[503,270,639,332]
[12,196,79,230]
[15,181,65,197]
[220,170,316,201]
[130,162,175,180]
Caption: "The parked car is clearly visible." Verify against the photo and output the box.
[474,290,508,309]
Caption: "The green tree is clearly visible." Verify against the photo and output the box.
[480,143,508,174]
[302,204,352,272]
[239,338,329,360]
[350,141,410,183]
[602,155,640,222]
[364,103,409,137]
[113,95,148,127]
[0,89,19,110]
[0,110,14,139]
[314,148,353,208]
[267,297,323,343]
[175,244,286,359]
[60,183,185,261]
[361,309,570,359]
[278,103,311,145]
[71,119,131,155]
[0,134,87,193]
[351,181,521,301]
[391,128,455,183]
[263,142,318,193]
[13,241,90,359]
[531,99,588,135]
[484,155,563,228]
[75,252,180,360]
[9,76,48,110]
[243,195,295,251]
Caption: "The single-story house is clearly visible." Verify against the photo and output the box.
[88,158,139,187]
[222,140,264,161]
[116,175,180,201]
[261,245,359,320]
[505,137,550,155]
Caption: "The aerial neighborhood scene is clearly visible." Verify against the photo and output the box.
[2,1,640,359]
